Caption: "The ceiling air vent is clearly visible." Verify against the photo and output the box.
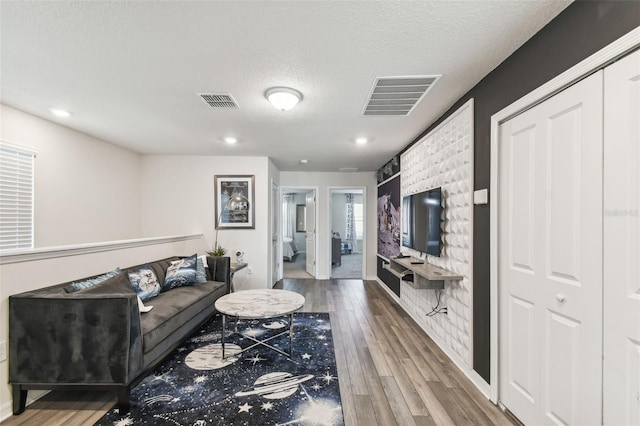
[362,75,441,116]
[197,93,239,109]
[339,167,359,172]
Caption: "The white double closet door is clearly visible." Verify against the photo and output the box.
[499,49,640,425]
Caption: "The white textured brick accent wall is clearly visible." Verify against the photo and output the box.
[400,99,474,366]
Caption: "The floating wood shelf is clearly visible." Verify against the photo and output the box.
[385,256,463,290]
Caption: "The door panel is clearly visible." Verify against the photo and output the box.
[305,191,316,277]
[547,105,583,283]
[544,310,580,425]
[271,181,279,285]
[499,71,603,425]
[603,49,640,426]
[508,296,535,403]
[509,126,535,272]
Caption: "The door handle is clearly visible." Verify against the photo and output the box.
[555,293,566,303]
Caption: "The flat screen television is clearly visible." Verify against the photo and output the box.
[401,187,442,256]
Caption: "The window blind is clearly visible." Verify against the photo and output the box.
[0,143,35,251]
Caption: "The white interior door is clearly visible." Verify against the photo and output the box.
[498,71,603,425]
[271,181,280,285]
[305,191,316,277]
[603,49,640,426]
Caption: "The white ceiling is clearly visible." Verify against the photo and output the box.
[0,1,572,172]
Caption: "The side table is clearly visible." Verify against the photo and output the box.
[230,262,248,292]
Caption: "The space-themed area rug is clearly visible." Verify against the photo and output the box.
[95,312,344,426]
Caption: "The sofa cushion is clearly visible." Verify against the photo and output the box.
[140,281,226,353]
[128,266,161,302]
[163,254,197,290]
[64,268,122,293]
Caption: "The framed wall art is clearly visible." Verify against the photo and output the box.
[214,175,255,229]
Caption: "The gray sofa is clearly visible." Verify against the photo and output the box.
[9,255,230,415]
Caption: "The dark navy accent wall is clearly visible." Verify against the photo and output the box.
[383,1,640,382]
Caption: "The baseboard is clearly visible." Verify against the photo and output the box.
[374,278,491,399]
[0,389,49,422]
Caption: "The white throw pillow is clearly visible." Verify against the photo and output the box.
[137,296,153,313]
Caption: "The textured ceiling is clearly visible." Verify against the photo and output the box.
[0,1,572,172]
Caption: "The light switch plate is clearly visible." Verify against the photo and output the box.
[0,340,6,362]
[474,189,488,205]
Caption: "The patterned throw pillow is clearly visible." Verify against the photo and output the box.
[195,256,207,283]
[164,254,197,290]
[64,268,122,293]
[128,266,161,302]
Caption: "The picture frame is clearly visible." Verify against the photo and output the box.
[214,175,255,229]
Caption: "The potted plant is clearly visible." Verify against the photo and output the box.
[207,244,227,257]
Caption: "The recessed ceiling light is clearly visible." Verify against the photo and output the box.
[50,108,70,117]
[224,137,237,144]
[300,159,309,164]
[355,137,368,145]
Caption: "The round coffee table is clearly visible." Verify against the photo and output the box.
[214,289,305,359]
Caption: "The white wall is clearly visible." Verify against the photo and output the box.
[280,172,377,279]
[139,155,273,290]
[0,104,142,247]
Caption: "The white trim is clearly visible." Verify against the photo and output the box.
[0,139,38,156]
[0,234,203,265]
[467,99,475,371]
[489,27,640,404]
[328,186,367,280]
[376,171,400,187]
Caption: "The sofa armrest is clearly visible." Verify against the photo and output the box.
[206,256,231,293]
[9,291,144,386]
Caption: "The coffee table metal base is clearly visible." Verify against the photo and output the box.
[221,313,295,359]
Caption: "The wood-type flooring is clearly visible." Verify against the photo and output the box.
[2,279,517,426]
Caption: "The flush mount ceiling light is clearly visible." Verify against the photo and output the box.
[300,159,309,164]
[50,108,70,117]
[355,137,368,145]
[265,87,303,111]
[223,137,238,144]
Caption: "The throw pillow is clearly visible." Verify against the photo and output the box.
[164,254,197,290]
[196,256,207,283]
[128,266,161,302]
[78,271,135,295]
[64,268,122,293]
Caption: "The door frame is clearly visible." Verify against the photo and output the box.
[328,186,367,279]
[489,28,640,403]
[271,179,280,285]
[280,186,318,278]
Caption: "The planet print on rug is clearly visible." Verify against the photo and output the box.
[95,313,343,426]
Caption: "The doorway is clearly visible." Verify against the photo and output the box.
[282,187,315,279]
[330,188,364,279]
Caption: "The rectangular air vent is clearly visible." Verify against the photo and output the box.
[362,75,440,116]
[197,93,239,109]
[339,167,359,172]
